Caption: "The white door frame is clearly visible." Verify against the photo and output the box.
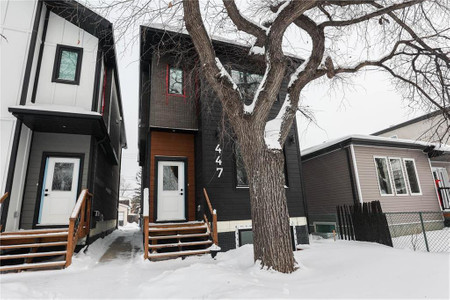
[36,154,83,227]
[155,157,187,222]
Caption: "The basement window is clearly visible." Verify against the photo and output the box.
[52,45,83,84]
[168,66,184,95]
[235,226,297,249]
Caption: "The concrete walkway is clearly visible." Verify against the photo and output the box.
[98,226,142,262]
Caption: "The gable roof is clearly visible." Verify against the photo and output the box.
[44,0,127,148]
[372,108,450,136]
[301,134,450,161]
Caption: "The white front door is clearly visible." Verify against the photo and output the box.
[157,160,186,221]
[38,157,81,225]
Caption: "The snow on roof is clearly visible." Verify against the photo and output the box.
[143,23,303,60]
[301,134,450,157]
[9,104,101,116]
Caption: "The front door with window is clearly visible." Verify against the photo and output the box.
[38,157,81,225]
[157,160,186,221]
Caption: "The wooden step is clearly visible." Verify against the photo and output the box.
[0,251,66,260]
[148,221,205,228]
[148,225,207,233]
[0,228,68,236]
[149,240,212,249]
[0,261,66,272]
[148,232,210,240]
[0,232,68,240]
[148,249,210,259]
[0,241,67,250]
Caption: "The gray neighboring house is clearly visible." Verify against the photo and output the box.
[301,135,448,234]
[373,109,450,220]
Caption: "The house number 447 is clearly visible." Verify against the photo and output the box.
[215,144,223,178]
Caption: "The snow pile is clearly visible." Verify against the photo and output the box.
[1,226,449,299]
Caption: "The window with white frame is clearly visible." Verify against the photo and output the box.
[374,157,394,195]
[403,159,421,194]
[389,158,408,195]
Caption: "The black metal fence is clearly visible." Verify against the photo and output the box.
[385,212,449,253]
[438,187,450,210]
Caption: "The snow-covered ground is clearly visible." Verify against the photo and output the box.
[1,223,449,299]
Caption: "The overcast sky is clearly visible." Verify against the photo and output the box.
[103,2,428,189]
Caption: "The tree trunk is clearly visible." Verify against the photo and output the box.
[240,133,296,273]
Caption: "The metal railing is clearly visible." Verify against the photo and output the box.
[385,212,449,253]
[438,187,450,210]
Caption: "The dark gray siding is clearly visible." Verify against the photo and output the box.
[199,73,306,221]
[302,148,355,215]
[149,54,198,130]
[20,133,90,229]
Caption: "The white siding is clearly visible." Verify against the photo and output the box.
[34,12,98,111]
[0,0,38,193]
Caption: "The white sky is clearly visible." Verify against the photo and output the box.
[104,1,428,188]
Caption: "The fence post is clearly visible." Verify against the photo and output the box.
[418,212,430,252]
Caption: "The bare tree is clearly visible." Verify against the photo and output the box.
[93,0,450,273]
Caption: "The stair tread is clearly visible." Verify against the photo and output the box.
[0,241,67,250]
[0,232,68,240]
[148,249,210,259]
[0,251,67,260]
[0,261,66,272]
[148,225,207,232]
[149,240,212,249]
[0,228,68,236]
[148,232,210,240]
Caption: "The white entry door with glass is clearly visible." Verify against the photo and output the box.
[38,156,81,225]
[157,160,186,221]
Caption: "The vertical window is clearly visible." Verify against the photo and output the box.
[231,70,263,104]
[389,158,408,195]
[404,159,421,194]
[374,157,394,195]
[168,66,184,95]
[52,45,83,84]
[235,146,248,187]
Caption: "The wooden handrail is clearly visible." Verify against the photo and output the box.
[203,188,218,245]
[0,192,9,204]
[65,189,92,268]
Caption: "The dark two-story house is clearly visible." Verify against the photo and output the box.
[1,0,126,272]
[138,25,308,260]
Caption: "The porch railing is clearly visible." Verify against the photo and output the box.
[203,188,218,245]
[143,188,149,259]
[0,192,9,231]
[65,189,92,267]
[438,187,450,210]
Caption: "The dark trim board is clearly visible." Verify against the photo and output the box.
[153,156,189,223]
[51,44,83,85]
[32,152,85,229]
[31,6,50,103]
[91,49,103,111]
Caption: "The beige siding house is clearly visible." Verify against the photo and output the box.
[302,135,448,233]
[373,109,450,217]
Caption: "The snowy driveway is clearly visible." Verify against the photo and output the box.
[1,223,449,299]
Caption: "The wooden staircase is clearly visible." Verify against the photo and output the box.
[0,228,68,272]
[142,188,219,261]
[146,221,213,260]
[0,189,92,273]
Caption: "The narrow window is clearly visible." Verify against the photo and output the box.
[374,157,394,195]
[52,45,83,84]
[235,146,248,187]
[168,66,184,95]
[238,228,253,246]
[389,158,408,195]
[404,159,421,194]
